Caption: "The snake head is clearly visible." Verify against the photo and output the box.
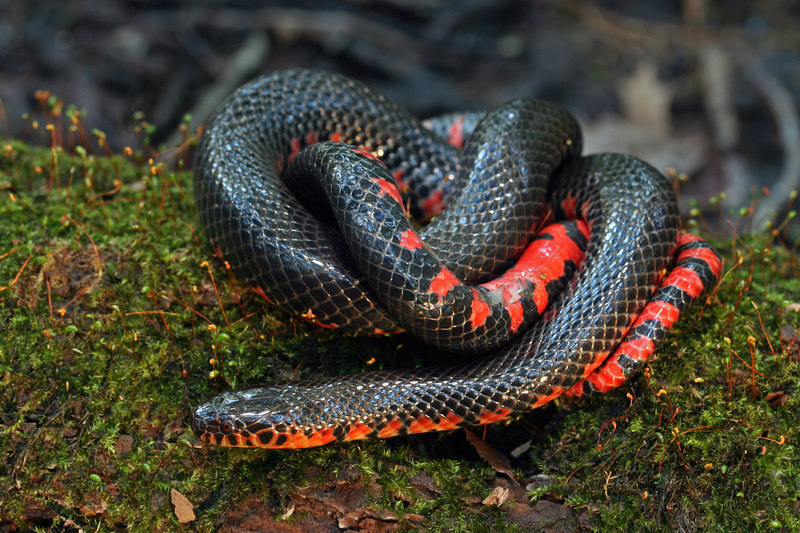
[192,385,354,448]
[192,387,305,448]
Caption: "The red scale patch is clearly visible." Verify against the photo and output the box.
[633,300,680,329]
[447,117,465,148]
[570,359,626,396]
[408,416,436,434]
[377,419,404,438]
[300,427,337,448]
[559,195,579,218]
[580,350,611,379]
[480,221,587,314]
[531,387,564,408]
[664,266,704,298]
[477,408,511,424]
[230,426,340,449]
[429,268,460,298]
[433,412,464,431]
[393,170,407,192]
[469,288,491,329]
[346,422,374,441]
[420,190,445,218]
[370,177,404,206]
[288,138,301,163]
[398,229,423,250]
[676,233,702,246]
[682,244,723,274]
[506,300,525,333]
[352,147,382,162]
[616,336,656,362]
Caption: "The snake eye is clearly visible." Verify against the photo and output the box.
[220,421,234,434]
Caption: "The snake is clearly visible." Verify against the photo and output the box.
[191,69,722,449]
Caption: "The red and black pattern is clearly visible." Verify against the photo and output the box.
[565,234,721,396]
[281,142,588,353]
[192,69,722,449]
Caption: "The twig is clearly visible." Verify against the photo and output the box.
[698,45,751,210]
[205,7,478,69]
[699,45,738,151]
[569,0,800,53]
[745,56,800,225]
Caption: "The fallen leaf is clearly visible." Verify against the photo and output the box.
[765,391,788,407]
[463,428,515,480]
[22,501,57,522]
[171,488,195,524]
[409,473,441,497]
[115,434,134,455]
[78,493,108,517]
[280,501,295,520]
[482,486,510,507]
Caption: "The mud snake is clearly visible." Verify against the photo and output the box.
[192,69,721,449]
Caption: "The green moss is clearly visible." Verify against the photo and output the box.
[1,129,799,532]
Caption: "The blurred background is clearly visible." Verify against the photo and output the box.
[1,0,798,237]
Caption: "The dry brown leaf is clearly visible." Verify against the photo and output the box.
[78,493,108,518]
[170,488,196,524]
[482,486,510,507]
[765,391,789,407]
[463,428,515,480]
[115,434,134,455]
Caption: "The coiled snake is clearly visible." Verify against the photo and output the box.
[192,69,721,448]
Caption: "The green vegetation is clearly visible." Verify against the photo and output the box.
[1,100,798,532]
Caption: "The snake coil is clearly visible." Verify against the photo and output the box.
[192,69,721,448]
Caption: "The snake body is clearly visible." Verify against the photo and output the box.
[192,69,721,448]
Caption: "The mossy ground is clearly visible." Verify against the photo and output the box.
[1,105,799,532]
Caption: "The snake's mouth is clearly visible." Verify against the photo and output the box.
[192,394,243,446]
